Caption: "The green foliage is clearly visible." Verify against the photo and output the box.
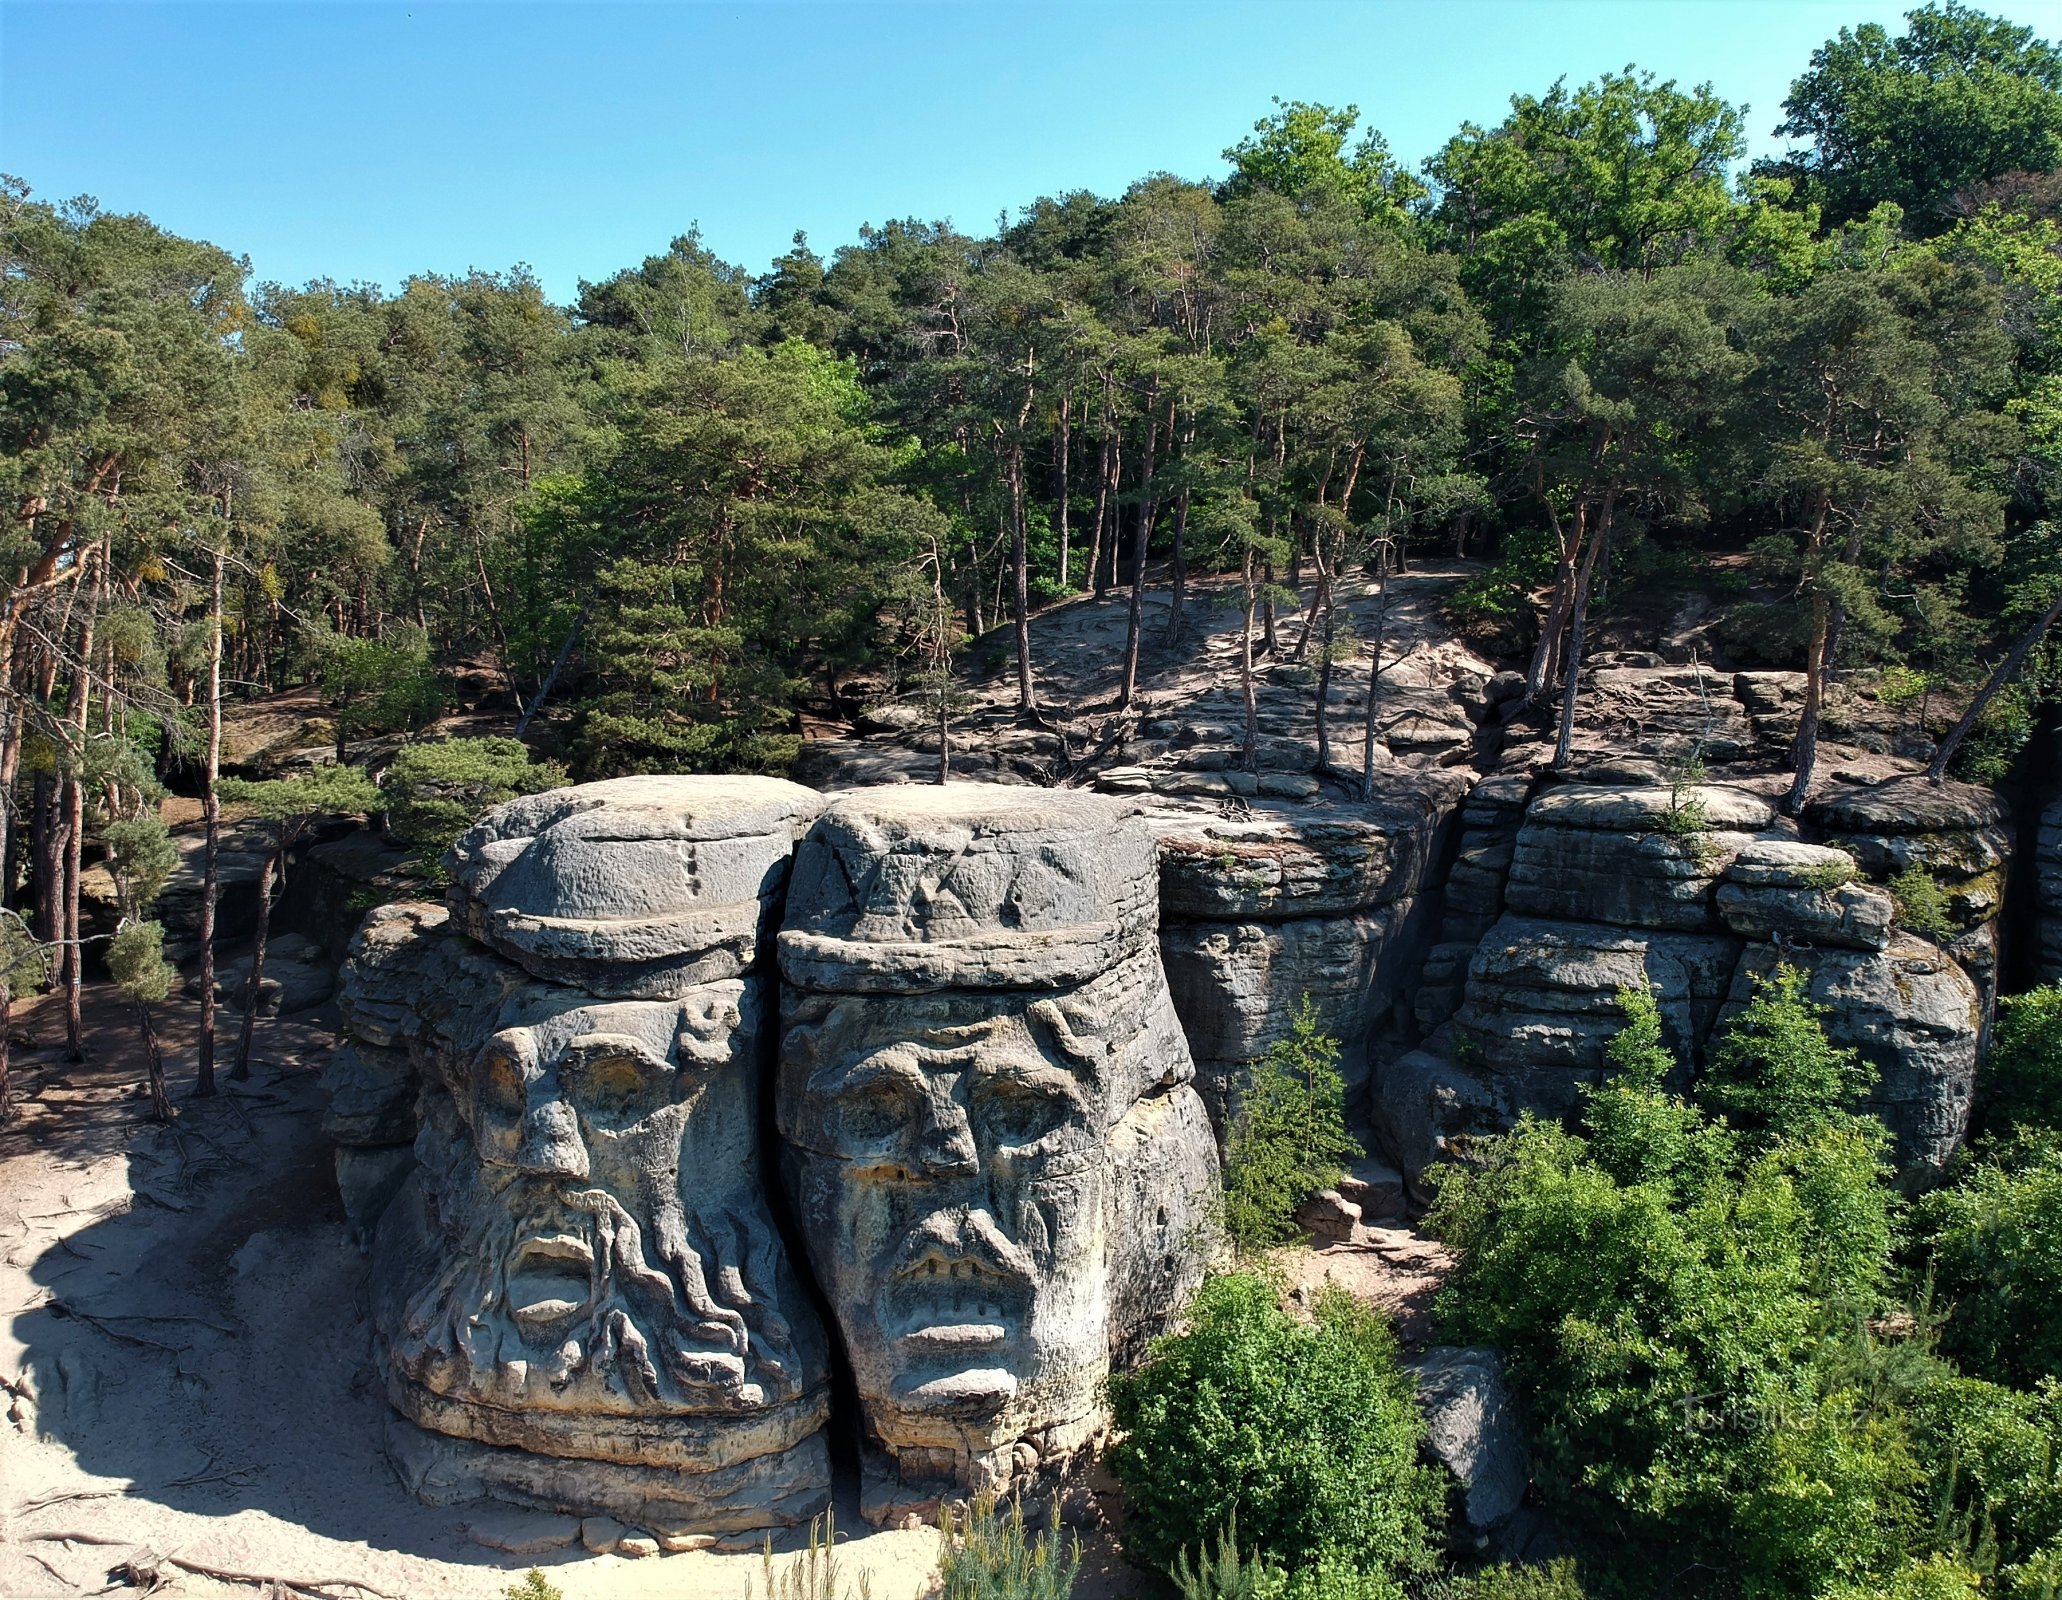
[938,1498,1079,1600]
[305,625,445,748]
[1222,997,1362,1250]
[758,1509,872,1600]
[1425,982,1912,1596]
[102,814,178,917]
[1770,3,2062,228]
[1419,1561,1593,1600]
[380,736,567,860]
[221,763,381,827]
[1921,1135,2062,1387]
[1170,1514,1288,1600]
[1446,527,1559,640]
[1104,1272,1443,1591]
[1890,867,1958,941]
[107,920,173,1007]
[1980,986,2062,1139]
[500,1573,564,1600]
[1698,964,1879,1145]
[0,913,47,999]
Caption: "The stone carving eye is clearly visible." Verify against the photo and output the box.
[979,1078,1068,1147]
[567,1052,662,1131]
[474,1046,526,1127]
[835,1081,910,1148]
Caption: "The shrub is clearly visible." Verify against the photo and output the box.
[1105,1272,1442,1592]
[940,1499,1079,1600]
[1920,1136,2062,1387]
[502,1575,564,1600]
[1977,986,2062,1139]
[1425,983,1913,1596]
[1221,997,1362,1250]
[1418,1560,1593,1600]
[1889,867,1956,941]
[381,736,568,865]
[1697,964,1877,1146]
[760,1509,872,1600]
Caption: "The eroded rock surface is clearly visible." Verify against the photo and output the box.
[774,783,1219,1516]
[333,776,834,1532]
[1378,767,1997,1185]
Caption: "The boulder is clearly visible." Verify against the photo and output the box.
[1372,1047,1504,1193]
[1160,899,1431,1133]
[336,775,838,1533]
[464,1506,582,1556]
[1406,1347,1529,1535]
[1453,916,1740,1110]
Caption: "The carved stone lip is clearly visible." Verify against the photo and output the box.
[505,1232,595,1327]
[884,1249,1030,1353]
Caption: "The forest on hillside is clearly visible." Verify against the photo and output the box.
[8,3,2061,800]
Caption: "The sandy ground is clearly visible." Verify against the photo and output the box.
[0,983,954,1600]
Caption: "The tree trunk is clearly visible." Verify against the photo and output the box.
[1118,398,1161,709]
[1362,548,1393,801]
[1166,483,1190,640]
[1053,394,1071,590]
[139,1001,171,1124]
[1009,442,1037,714]
[1241,546,1259,774]
[0,978,13,1124]
[1314,595,1335,770]
[195,547,224,1098]
[1927,586,2062,783]
[1787,593,1833,816]
[61,569,100,1064]
[232,847,279,1080]
[1553,495,1615,769]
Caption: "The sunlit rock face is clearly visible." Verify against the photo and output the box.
[336,776,832,1532]
[775,784,1218,1516]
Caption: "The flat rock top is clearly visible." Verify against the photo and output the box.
[457,775,825,850]
[1805,775,2008,834]
[813,780,1141,838]
[1528,783,1773,833]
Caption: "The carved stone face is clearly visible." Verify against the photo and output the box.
[776,785,1219,1505]
[383,975,821,1459]
[781,988,1121,1456]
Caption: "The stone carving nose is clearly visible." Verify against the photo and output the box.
[515,1098,590,1180]
[916,1094,979,1179]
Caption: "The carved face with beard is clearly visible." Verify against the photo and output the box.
[379,976,826,1469]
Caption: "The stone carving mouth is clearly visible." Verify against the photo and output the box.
[505,1233,595,1328]
[885,1250,1032,1352]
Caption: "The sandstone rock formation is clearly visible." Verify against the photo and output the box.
[1406,1346,1530,1537]
[1150,772,1467,1134]
[1378,768,1989,1186]
[333,776,835,1532]
[774,783,1219,1517]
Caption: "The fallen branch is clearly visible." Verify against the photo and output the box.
[29,1535,399,1600]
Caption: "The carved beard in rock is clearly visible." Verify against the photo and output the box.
[781,961,1182,1484]
[384,985,812,1461]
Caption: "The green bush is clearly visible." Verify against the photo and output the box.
[1920,1136,2062,1388]
[939,1498,1079,1600]
[1105,1272,1443,1593]
[502,1574,564,1600]
[1977,986,2062,1139]
[1424,979,1912,1596]
[380,736,568,864]
[1889,867,1956,941]
[1222,998,1363,1250]
[1418,1560,1593,1600]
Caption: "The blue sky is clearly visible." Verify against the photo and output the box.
[4,1,2058,301]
